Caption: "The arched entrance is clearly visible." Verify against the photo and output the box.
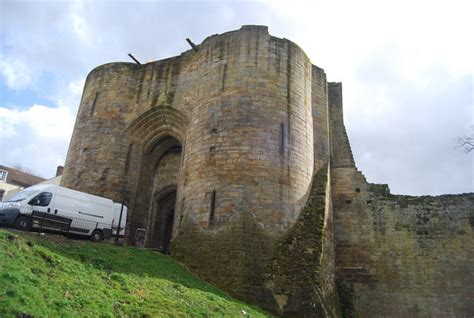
[150,187,177,252]
[124,106,188,248]
[146,136,182,252]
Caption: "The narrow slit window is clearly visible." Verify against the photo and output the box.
[124,143,133,173]
[90,92,99,115]
[222,64,227,91]
[209,190,216,225]
[279,123,285,157]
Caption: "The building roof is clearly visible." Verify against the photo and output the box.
[0,165,46,188]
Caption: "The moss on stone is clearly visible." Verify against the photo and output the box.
[336,280,354,318]
[172,209,277,308]
[173,165,340,317]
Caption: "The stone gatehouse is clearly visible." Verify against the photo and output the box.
[62,26,474,317]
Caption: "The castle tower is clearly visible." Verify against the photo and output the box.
[61,25,333,249]
[62,25,336,315]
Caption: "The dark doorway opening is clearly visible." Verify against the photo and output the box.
[151,189,176,253]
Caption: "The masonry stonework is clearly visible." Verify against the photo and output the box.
[62,26,473,316]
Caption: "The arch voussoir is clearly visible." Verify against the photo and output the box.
[125,106,188,150]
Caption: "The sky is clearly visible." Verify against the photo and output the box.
[0,0,472,195]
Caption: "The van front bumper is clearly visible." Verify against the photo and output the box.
[0,204,21,226]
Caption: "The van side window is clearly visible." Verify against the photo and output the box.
[29,192,53,207]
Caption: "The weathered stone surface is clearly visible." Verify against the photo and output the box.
[62,25,473,317]
[329,87,474,317]
[63,25,316,239]
[173,165,338,317]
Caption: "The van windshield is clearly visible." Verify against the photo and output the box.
[6,190,40,202]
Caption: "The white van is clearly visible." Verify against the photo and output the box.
[0,184,127,242]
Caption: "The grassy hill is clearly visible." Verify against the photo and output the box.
[0,229,270,317]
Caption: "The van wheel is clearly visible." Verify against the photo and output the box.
[14,216,32,231]
[90,230,104,242]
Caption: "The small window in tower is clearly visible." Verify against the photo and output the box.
[90,92,99,115]
[124,143,133,173]
[346,200,352,204]
[209,190,216,225]
[355,188,361,193]
[221,63,227,91]
[209,146,216,153]
[279,123,285,156]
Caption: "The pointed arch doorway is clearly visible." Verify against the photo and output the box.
[146,135,183,252]
[150,187,177,252]
[124,106,188,250]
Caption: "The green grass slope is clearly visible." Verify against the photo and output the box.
[0,229,270,317]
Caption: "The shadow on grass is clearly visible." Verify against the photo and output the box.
[6,229,240,301]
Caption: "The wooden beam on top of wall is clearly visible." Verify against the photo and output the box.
[128,53,142,65]
[186,38,199,52]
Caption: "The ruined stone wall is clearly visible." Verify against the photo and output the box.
[328,83,474,316]
[260,165,339,317]
[328,82,354,169]
[332,167,474,317]
[311,65,330,172]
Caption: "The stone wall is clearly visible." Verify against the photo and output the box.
[328,82,474,316]
[328,82,354,169]
[173,165,339,317]
[311,65,330,172]
[151,151,181,195]
[62,26,316,239]
[332,167,474,317]
[260,165,339,317]
[61,63,139,203]
[61,26,333,315]
[61,24,473,317]
[180,26,314,234]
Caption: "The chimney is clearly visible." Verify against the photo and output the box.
[56,166,64,177]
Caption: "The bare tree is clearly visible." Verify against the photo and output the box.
[10,163,41,177]
[456,127,474,153]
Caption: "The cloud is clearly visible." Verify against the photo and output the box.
[0,78,81,178]
[0,58,35,90]
[0,104,75,178]
[348,68,473,195]
[70,0,91,45]
[1,105,73,139]
[0,0,472,194]
[261,0,473,194]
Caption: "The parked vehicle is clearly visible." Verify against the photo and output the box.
[0,184,127,242]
